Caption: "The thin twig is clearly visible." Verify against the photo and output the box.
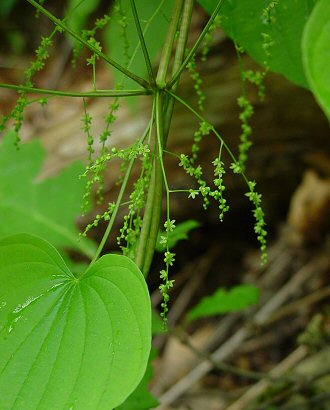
[265,285,330,325]
[225,346,308,410]
[172,327,291,382]
[254,365,330,410]
[89,158,135,265]
[129,0,155,86]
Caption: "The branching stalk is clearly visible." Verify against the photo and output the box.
[142,158,163,276]
[166,90,250,187]
[0,83,150,98]
[90,158,135,266]
[26,0,150,89]
[168,0,225,89]
[136,0,194,277]
[141,93,165,276]
[135,101,164,277]
[135,148,157,270]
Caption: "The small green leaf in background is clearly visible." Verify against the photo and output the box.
[187,284,260,322]
[0,233,151,410]
[156,220,200,252]
[117,348,159,410]
[302,0,330,121]
[0,133,96,259]
[66,0,102,36]
[0,0,17,19]
[198,0,317,88]
[105,0,175,89]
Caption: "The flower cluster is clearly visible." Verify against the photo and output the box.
[86,37,102,67]
[82,103,94,166]
[261,0,279,67]
[245,181,267,264]
[118,213,143,257]
[179,153,210,210]
[242,70,266,100]
[1,29,57,145]
[72,14,111,66]
[25,36,54,86]
[96,96,121,203]
[187,56,205,112]
[113,3,130,67]
[159,220,176,323]
[261,33,275,67]
[201,15,222,62]
[212,156,230,221]
[81,202,116,237]
[117,145,152,257]
[262,0,279,25]
[237,95,254,172]
[191,121,212,163]
[180,151,229,221]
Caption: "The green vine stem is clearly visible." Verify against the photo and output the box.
[141,92,166,276]
[135,147,158,271]
[129,0,156,86]
[139,158,163,276]
[0,83,150,98]
[163,0,194,134]
[136,0,193,277]
[168,0,225,89]
[156,0,184,88]
[134,99,164,277]
[26,0,150,89]
[134,101,157,271]
[90,157,135,266]
[90,117,155,265]
[171,0,194,81]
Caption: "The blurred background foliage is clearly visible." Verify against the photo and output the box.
[0,0,110,54]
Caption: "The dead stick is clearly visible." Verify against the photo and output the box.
[225,346,308,410]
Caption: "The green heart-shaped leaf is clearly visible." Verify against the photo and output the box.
[302,0,330,120]
[198,0,317,88]
[0,234,151,410]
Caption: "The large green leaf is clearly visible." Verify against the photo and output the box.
[0,233,151,410]
[187,284,260,322]
[198,0,317,88]
[117,348,159,410]
[0,134,96,258]
[302,0,330,120]
[105,0,175,89]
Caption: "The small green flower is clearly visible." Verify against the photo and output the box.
[164,251,176,266]
[164,220,176,232]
